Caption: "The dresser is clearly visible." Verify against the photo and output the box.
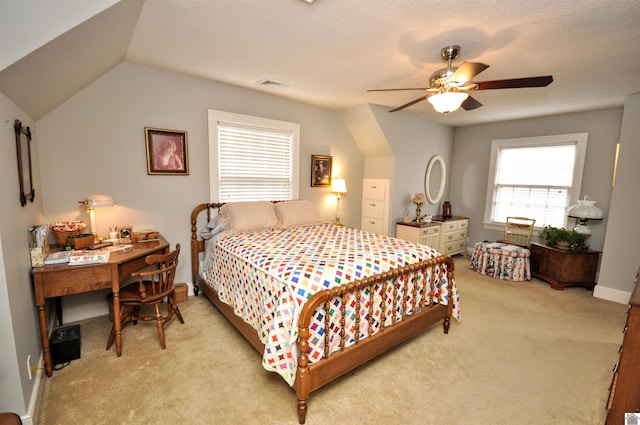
[529,243,600,290]
[361,178,390,235]
[396,221,441,250]
[605,271,640,424]
[433,215,468,256]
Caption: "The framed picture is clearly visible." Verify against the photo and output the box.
[145,127,189,175]
[311,155,332,187]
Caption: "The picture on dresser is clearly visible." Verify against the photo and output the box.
[311,155,332,187]
[145,127,189,175]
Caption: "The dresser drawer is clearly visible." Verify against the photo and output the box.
[362,199,385,219]
[362,182,386,200]
[442,229,467,243]
[362,217,384,234]
[441,220,467,232]
[441,240,467,255]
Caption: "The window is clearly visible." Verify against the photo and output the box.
[208,110,300,202]
[484,133,588,229]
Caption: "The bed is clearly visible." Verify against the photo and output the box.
[190,200,460,424]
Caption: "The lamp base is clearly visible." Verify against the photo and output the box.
[573,223,592,235]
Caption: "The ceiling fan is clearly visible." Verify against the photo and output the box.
[367,45,553,114]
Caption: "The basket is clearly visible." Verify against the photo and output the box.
[53,229,80,247]
[67,234,94,250]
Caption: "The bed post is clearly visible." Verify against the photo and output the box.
[443,255,455,334]
[190,205,203,296]
[295,325,310,424]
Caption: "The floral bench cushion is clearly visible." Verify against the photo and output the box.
[470,241,531,281]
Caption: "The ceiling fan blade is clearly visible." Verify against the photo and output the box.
[461,96,483,111]
[451,62,489,85]
[389,95,429,112]
[367,87,430,92]
[474,75,553,90]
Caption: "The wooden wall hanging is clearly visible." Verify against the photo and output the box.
[14,119,35,206]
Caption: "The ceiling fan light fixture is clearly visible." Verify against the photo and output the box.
[428,91,469,114]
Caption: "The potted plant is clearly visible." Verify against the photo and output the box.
[538,225,590,252]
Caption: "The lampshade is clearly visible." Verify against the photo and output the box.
[566,198,603,220]
[85,194,114,208]
[566,197,603,235]
[332,178,347,194]
[428,92,469,114]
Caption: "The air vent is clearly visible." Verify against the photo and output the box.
[257,78,286,88]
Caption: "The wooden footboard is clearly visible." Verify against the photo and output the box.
[190,203,454,424]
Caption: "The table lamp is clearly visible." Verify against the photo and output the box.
[566,196,603,235]
[332,177,347,226]
[79,194,114,240]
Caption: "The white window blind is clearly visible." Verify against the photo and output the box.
[484,133,588,229]
[208,110,300,202]
[492,144,576,227]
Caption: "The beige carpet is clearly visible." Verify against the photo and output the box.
[38,257,627,425]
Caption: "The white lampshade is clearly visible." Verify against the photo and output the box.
[332,178,347,194]
[428,92,469,113]
[566,197,603,235]
[85,194,114,208]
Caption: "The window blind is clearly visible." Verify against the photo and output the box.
[492,144,576,227]
[217,122,293,202]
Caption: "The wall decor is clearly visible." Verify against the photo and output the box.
[145,127,189,175]
[311,155,332,187]
[14,119,35,206]
[424,155,446,204]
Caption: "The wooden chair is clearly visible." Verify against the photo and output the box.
[106,244,184,350]
[497,217,536,247]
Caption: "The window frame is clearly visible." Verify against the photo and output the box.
[483,132,588,232]
[208,109,300,202]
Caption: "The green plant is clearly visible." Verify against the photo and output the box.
[538,225,589,252]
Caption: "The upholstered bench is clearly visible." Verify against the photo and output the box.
[470,241,531,281]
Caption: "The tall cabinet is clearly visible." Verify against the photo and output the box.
[361,179,390,235]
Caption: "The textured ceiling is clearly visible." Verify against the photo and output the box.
[2,0,640,126]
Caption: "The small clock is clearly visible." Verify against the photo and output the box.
[118,225,133,241]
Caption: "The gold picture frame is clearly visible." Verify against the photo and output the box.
[311,155,332,187]
[145,127,189,175]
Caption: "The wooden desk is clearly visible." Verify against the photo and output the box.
[32,237,170,376]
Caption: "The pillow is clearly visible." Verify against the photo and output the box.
[219,201,279,232]
[200,214,226,240]
[275,200,327,228]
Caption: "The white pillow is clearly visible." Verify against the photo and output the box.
[219,201,279,232]
[275,200,327,228]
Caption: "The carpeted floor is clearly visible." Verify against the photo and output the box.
[37,256,627,425]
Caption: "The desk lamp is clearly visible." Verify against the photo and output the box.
[79,194,114,240]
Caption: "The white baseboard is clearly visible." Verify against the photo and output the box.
[593,284,631,305]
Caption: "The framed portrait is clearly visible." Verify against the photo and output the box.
[145,127,189,175]
[311,155,332,187]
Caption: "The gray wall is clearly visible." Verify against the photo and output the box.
[35,62,365,321]
[450,106,640,297]
[598,93,640,297]
[0,92,44,420]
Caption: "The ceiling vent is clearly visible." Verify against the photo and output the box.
[256,78,286,89]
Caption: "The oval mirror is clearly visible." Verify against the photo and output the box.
[424,155,446,204]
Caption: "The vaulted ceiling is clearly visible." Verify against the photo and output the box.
[1,0,639,126]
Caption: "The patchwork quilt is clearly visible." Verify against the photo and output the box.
[202,223,460,385]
